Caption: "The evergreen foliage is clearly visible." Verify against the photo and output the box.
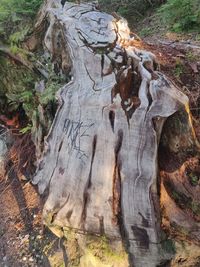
[160,0,200,32]
[99,0,199,32]
[99,0,164,25]
[0,0,60,135]
[0,0,43,41]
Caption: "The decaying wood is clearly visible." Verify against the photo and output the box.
[33,1,190,266]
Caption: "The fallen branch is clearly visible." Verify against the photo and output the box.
[0,45,48,79]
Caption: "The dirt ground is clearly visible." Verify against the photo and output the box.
[0,169,66,267]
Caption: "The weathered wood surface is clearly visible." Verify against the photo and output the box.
[33,1,189,266]
[0,126,8,174]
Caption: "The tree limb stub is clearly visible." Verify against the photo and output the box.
[33,1,189,266]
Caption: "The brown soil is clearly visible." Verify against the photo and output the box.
[0,170,62,267]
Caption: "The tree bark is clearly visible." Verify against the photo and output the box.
[33,1,189,266]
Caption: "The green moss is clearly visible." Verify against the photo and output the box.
[85,235,126,263]
[62,228,82,267]
[43,238,57,255]
[62,228,128,266]
[162,239,176,254]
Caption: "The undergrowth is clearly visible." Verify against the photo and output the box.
[99,0,164,26]
[0,0,66,178]
[0,0,43,42]
[159,0,200,32]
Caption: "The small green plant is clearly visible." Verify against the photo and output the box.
[172,191,182,201]
[20,124,32,134]
[188,172,199,186]
[9,27,30,45]
[38,81,60,106]
[174,59,184,77]
[174,65,183,77]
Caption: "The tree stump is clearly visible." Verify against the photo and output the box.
[33,1,189,266]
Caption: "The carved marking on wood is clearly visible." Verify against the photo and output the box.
[63,118,94,163]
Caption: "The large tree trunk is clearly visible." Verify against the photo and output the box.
[33,1,190,266]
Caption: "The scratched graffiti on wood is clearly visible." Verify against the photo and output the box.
[63,118,94,163]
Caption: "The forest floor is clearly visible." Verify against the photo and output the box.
[0,171,66,267]
[0,16,200,267]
